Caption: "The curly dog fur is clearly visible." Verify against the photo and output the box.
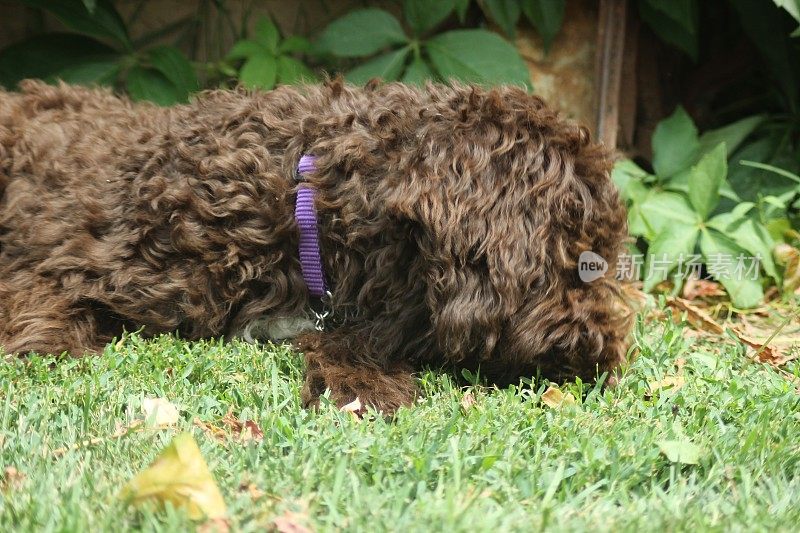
[0,79,631,413]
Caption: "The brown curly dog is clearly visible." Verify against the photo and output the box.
[0,79,631,413]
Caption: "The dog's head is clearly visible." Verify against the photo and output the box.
[384,84,631,380]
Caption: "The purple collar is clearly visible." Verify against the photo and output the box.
[295,154,328,298]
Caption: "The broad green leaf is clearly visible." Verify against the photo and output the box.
[346,47,411,84]
[731,201,757,219]
[126,67,179,106]
[762,193,792,210]
[658,439,702,465]
[82,0,97,13]
[226,39,265,60]
[638,0,698,60]
[708,215,778,281]
[688,142,727,220]
[773,0,800,23]
[239,54,277,90]
[455,0,471,22]
[276,56,316,85]
[279,36,312,54]
[739,160,800,185]
[403,56,434,84]
[483,0,522,38]
[643,223,699,291]
[254,17,280,54]
[404,0,455,35]
[730,0,798,109]
[131,16,194,50]
[126,66,180,106]
[698,115,765,155]
[316,9,408,58]
[734,219,779,282]
[639,191,702,236]
[425,29,531,88]
[627,187,656,238]
[627,179,656,205]
[522,0,566,52]
[652,106,699,178]
[611,159,651,202]
[767,217,791,241]
[700,228,764,308]
[119,433,227,520]
[147,45,198,102]
[0,33,118,88]
[663,167,739,203]
[50,58,120,85]
[646,0,698,31]
[728,135,800,202]
[719,181,742,202]
[18,0,131,50]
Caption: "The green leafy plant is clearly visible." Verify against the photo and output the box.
[224,16,316,90]
[315,4,530,87]
[637,0,699,61]
[481,0,566,51]
[772,0,800,35]
[0,0,197,105]
[614,107,788,308]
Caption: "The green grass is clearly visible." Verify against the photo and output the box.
[2,313,800,532]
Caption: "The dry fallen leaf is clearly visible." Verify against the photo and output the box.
[194,412,264,443]
[648,375,685,395]
[52,419,144,457]
[238,482,266,501]
[735,313,800,366]
[1,466,25,492]
[682,278,725,300]
[775,243,800,293]
[732,327,798,366]
[340,397,363,418]
[193,418,225,442]
[119,433,227,521]
[141,397,180,427]
[273,510,313,533]
[221,412,263,442]
[648,358,687,395]
[541,385,576,408]
[460,391,477,412]
[666,297,724,334]
[669,296,798,366]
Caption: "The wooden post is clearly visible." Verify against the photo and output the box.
[594,0,628,148]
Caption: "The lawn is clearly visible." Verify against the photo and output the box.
[1,306,800,532]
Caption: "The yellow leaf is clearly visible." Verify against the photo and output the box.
[120,433,227,520]
[541,385,576,408]
[460,391,477,412]
[141,397,180,426]
[647,375,685,394]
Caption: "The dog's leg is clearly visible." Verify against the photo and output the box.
[296,331,417,415]
[0,277,104,356]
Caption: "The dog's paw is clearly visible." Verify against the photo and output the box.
[300,374,415,417]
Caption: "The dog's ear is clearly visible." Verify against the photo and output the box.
[385,164,541,359]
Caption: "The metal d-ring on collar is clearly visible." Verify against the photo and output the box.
[312,291,333,331]
[295,154,333,330]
